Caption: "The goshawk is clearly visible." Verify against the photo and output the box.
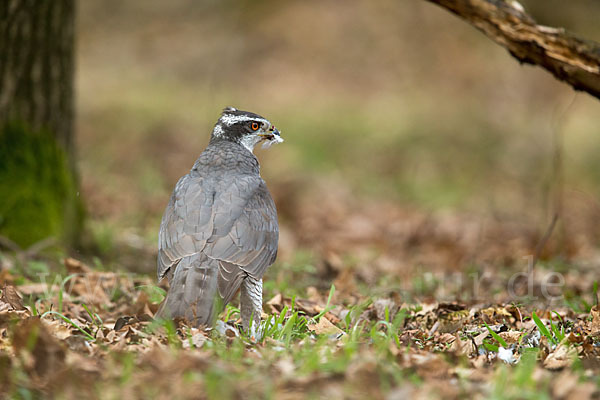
[156,107,282,330]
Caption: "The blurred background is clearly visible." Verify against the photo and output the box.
[3,3,600,396]
[46,0,600,301]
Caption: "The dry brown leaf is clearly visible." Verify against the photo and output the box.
[64,257,92,274]
[132,291,152,315]
[267,293,284,313]
[67,274,111,305]
[307,317,344,337]
[590,305,600,334]
[43,319,73,340]
[1,284,26,311]
[415,303,438,316]
[16,282,60,296]
[474,330,489,347]
[450,333,474,356]
[182,330,207,349]
[294,298,319,317]
[480,306,513,322]
[499,330,523,344]
[437,333,456,345]
[543,344,576,370]
[114,316,134,331]
[12,318,66,379]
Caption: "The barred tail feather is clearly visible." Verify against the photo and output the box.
[155,254,221,327]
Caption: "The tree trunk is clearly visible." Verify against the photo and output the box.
[0,0,80,249]
[0,0,75,159]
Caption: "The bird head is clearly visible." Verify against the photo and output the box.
[211,107,283,153]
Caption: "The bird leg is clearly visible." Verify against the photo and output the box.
[240,276,262,333]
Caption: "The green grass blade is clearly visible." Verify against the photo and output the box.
[482,340,499,352]
[314,284,335,321]
[484,322,508,348]
[82,303,95,324]
[279,311,298,345]
[532,312,555,345]
[277,305,289,326]
[58,273,79,313]
[41,310,95,341]
[550,320,564,342]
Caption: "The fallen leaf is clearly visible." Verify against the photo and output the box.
[499,330,523,344]
[1,284,26,311]
[590,305,600,334]
[267,293,283,313]
[449,333,473,355]
[12,318,66,379]
[307,317,345,337]
[64,257,92,274]
[114,316,134,331]
[543,344,576,370]
[16,282,60,296]
[182,331,207,349]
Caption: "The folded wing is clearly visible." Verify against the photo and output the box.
[157,173,278,307]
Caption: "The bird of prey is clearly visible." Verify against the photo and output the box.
[155,107,283,331]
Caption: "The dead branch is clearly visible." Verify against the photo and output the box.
[425,0,600,100]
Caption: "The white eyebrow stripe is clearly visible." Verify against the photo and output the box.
[220,114,269,126]
[212,124,224,137]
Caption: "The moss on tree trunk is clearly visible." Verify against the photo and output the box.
[0,124,82,247]
[0,0,81,248]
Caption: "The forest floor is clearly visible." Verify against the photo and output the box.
[2,2,600,399]
[1,186,600,400]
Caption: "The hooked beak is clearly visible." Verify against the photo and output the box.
[259,125,283,140]
[259,125,284,148]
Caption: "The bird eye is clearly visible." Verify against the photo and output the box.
[251,122,260,131]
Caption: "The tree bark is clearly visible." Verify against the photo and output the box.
[0,0,80,249]
[0,0,75,159]
[425,0,600,100]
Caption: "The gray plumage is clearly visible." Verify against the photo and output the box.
[156,108,281,330]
